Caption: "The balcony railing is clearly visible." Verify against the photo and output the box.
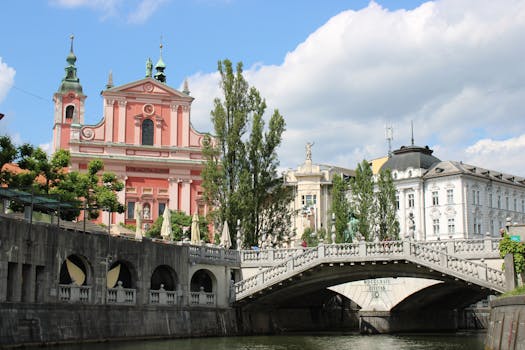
[149,289,178,305]
[107,282,136,304]
[190,288,216,306]
[58,284,91,302]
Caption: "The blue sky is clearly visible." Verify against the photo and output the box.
[1,0,525,175]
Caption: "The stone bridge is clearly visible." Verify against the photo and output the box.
[233,239,506,333]
[235,240,506,303]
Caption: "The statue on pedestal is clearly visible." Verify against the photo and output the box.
[305,142,314,161]
[343,214,359,243]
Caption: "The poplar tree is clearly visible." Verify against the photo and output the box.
[331,173,350,242]
[202,59,291,248]
[349,160,375,240]
[376,168,400,240]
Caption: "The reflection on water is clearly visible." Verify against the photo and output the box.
[44,332,486,350]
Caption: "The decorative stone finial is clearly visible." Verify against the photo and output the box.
[146,58,153,78]
[183,78,190,95]
[106,70,114,89]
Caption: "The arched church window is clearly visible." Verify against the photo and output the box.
[65,105,74,120]
[142,119,154,145]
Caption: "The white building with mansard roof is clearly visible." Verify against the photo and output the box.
[381,143,525,241]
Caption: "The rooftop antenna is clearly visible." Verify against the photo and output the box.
[411,120,414,146]
[385,125,393,157]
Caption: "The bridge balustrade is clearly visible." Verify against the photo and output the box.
[107,282,136,304]
[234,240,507,302]
[239,238,501,268]
[189,245,240,264]
[58,284,91,303]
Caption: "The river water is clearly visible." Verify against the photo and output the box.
[44,332,486,350]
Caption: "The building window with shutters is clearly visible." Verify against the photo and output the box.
[432,191,439,206]
[408,193,414,208]
[448,218,455,234]
[447,189,454,204]
[158,202,166,217]
[127,201,135,219]
[433,219,440,236]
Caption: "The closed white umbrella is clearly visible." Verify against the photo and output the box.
[160,206,172,240]
[190,213,200,244]
[220,220,231,249]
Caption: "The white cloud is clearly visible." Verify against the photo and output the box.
[188,0,525,175]
[39,142,53,156]
[128,0,169,24]
[465,135,525,176]
[50,0,168,23]
[0,57,15,104]
[50,0,121,16]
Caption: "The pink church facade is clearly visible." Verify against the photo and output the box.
[52,39,210,230]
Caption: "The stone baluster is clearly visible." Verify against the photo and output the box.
[318,244,325,259]
[484,236,493,253]
[359,241,366,257]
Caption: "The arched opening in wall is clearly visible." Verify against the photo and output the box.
[107,261,135,289]
[59,254,90,285]
[190,269,214,293]
[141,119,154,145]
[151,265,178,291]
[65,105,74,120]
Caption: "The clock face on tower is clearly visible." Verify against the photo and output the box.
[143,104,154,115]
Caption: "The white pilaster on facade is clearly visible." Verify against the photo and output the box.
[181,181,191,214]
[104,99,115,143]
[170,104,178,147]
[154,116,162,146]
[133,116,141,145]
[168,177,179,211]
[118,100,126,143]
[182,105,189,147]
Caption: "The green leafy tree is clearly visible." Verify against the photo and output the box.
[52,159,124,220]
[202,59,291,248]
[0,135,18,184]
[500,234,525,274]
[331,173,350,242]
[350,160,375,240]
[17,146,70,194]
[376,169,400,240]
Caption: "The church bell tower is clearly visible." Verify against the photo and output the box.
[52,35,86,152]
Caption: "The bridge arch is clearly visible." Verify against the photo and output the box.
[150,265,178,291]
[59,254,92,286]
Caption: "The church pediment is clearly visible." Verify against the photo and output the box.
[103,78,193,101]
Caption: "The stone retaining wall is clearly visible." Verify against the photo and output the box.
[485,295,525,350]
[0,303,238,346]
